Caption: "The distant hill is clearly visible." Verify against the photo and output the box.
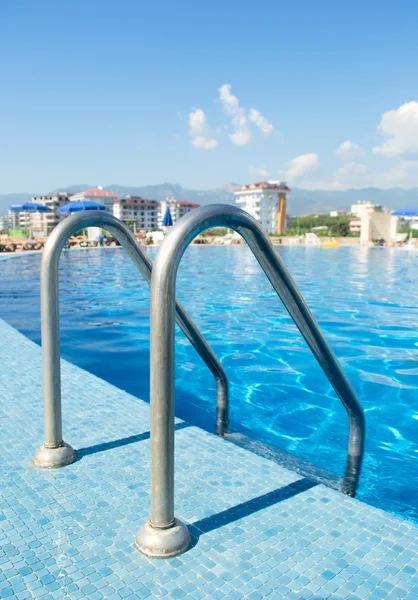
[0,193,35,211]
[106,183,239,206]
[1,183,417,216]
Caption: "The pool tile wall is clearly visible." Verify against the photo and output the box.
[0,319,417,599]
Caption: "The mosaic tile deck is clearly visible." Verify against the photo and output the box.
[0,319,417,599]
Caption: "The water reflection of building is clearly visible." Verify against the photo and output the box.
[234,181,291,234]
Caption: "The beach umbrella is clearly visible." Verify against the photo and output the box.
[162,206,173,227]
[59,200,106,214]
[9,203,51,213]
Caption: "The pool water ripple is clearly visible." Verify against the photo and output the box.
[1,245,417,521]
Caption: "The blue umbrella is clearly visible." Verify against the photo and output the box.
[162,206,173,227]
[59,200,106,214]
[9,203,51,212]
[392,207,418,217]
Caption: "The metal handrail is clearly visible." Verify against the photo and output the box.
[135,204,365,558]
[33,211,228,468]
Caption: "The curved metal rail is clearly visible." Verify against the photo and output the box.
[136,204,365,558]
[33,211,228,468]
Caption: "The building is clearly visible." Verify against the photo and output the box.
[158,197,200,227]
[8,203,52,237]
[349,217,361,233]
[0,216,9,233]
[360,212,398,244]
[349,201,400,243]
[350,201,382,218]
[113,196,159,231]
[69,186,118,212]
[234,181,291,234]
[330,210,347,217]
[31,193,71,235]
[8,205,35,234]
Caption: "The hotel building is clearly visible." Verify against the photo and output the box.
[234,181,291,234]
[113,196,159,231]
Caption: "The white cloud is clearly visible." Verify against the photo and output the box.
[295,158,418,190]
[335,162,369,185]
[218,84,251,145]
[249,166,269,177]
[335,140,365,160]
[249,109,274,136]
[287,153,320,178]
[218,83,274,145]
[188,108,217,149]
[373,101,418,156]
[378,158,418,186]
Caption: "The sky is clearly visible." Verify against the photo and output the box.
[2,0,418,193]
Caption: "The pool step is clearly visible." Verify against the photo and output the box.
[224,431,342,492]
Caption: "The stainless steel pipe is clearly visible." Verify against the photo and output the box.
[136,204,365,558]
[33,211,228,468]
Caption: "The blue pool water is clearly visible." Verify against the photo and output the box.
[1,246,417,521]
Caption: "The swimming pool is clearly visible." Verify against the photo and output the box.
[1,246,417,521]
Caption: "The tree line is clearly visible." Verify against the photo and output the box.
[284,214,356,237]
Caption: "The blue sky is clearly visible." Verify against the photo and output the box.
[2,0,418,193]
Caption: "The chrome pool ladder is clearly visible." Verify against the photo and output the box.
[33,207,365,560]
[33,211,228,468]
[135,204,365,558]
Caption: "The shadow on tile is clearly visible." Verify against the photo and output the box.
[76,421,191,458]
[188,477,318,547]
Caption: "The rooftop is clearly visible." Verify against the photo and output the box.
[116,196,159,206]
[71,186,119,199]
[165,200,200,208]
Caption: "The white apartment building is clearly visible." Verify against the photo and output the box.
[360,212,398,244]
[158,197,200,227]
[8,203,50,237]
[32,192,71,235]
[348,201,399,244]
[350,201,382,218]
[0,216,9,232]
[69,186,118,212]
[113,196,159,231]
[234,181,291,234]
[8,208,29,232]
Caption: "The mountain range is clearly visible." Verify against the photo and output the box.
[1,183,417,216]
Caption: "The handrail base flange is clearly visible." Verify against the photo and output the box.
[135,519,190,558]
[33,442,76,468]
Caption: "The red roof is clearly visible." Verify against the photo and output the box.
[236,181,291,192]
[116,196,159,206]
[72,187,118,198]
[174,201,200,208]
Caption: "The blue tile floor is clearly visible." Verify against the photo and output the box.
[0,319,417,599]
